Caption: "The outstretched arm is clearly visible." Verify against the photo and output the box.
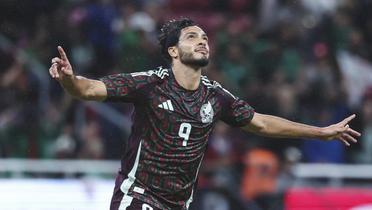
[242,113,361,146]
[49,46,107,101]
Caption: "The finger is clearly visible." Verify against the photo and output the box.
[342,133,358,143]
[333,124,348,135]
[49,67,55,78]
[60,66,71,75]
[340,124,349,132]
[341,114,356,125]
[339,136,350,146]
[58,46,69,62]
[347,128,361,137]
[49,64,59,78]
[51,57,63,64]
[52,63,60,78]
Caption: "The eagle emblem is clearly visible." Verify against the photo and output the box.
[200,101,214,123]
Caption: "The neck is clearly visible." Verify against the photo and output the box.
[171,61,202,91]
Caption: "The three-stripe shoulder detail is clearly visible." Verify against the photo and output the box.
[201,75,221,89]
[130,67,169,79]
[201,75,237,99]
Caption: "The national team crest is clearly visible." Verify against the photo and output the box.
[200,101,214,123]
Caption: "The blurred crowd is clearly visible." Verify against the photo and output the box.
[1,0,372,209]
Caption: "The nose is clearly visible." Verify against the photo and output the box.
[198,38,207,46]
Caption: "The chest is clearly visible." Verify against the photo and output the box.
[148,85,221,124]
[141,84,221,147]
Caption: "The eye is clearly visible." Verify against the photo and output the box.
[187,34,195,39]
[203,36,209,41]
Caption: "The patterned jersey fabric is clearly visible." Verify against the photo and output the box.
[100,67,255,209]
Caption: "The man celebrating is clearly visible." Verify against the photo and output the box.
[49,18,360,210]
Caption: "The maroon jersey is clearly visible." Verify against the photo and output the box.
[100,67,254,209]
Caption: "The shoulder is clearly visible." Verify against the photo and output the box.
[201,75,237,100]
[130,66,170,81]
[201,75,221,89]
[129,66,170,90]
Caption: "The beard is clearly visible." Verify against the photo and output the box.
[179,49,209,67]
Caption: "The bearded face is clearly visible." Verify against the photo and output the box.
[178,47,209,67]
[175,26,210,68]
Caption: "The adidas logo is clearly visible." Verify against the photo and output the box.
[158,100,174,111]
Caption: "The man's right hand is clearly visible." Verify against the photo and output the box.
[49,46,107,101]
[49,46,74,82]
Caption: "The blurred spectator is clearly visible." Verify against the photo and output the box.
[79,120,104,160]
[53,124,77,159]
[302,108,347,163]
[276,147,302,192]
[83,0,119,76]
[201,122,240,191]
[240,148,279,200]
[240,148,282,210]
[355,87,372,163]
[219,43,251,95]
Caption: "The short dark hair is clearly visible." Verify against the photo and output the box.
[158,18,197,64]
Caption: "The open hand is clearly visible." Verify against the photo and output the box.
[49,46,73,81]
[320,114,361,146]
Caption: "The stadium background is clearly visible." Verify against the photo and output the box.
[1,0,372,209]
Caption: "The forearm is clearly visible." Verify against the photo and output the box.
[244,113,324,139]
[60,75,104,100]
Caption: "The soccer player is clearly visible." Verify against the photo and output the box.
[49,18,360,210]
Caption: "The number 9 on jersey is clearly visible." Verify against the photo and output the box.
[178,123,192,146]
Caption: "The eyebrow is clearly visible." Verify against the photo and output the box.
[184,32,208,37]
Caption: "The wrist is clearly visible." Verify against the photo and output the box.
[59,74,76,91]
[59,73,74,83]
[317,127,329,140]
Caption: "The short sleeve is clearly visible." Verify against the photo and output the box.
[99,73,143,103]
[219,88,255,127]
[100,68,169,103]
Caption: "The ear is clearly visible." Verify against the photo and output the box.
[168,46,178,59]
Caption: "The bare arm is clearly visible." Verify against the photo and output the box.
[242,113,361,146]
[49,46,107,101]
